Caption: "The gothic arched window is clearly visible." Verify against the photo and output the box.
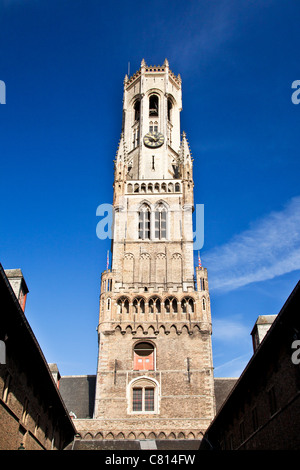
[167,98,172,122]
[138,204,151,240]
[149,95,159,117]
[133,297,145,314]
[134,99,140,122]
[181,297,194,314]
[164,296,178,314]
[149,297,161,314]
[155,204,167,240]
[117,296,130,314]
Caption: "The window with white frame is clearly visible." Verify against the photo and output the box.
[138,204,151,239]
[155,204,167,239]
[129,378,158,413]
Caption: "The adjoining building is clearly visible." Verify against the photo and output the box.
[200,280,300,450]
[0,264,76,450]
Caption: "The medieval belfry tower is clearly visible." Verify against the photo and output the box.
[81,59,215,441]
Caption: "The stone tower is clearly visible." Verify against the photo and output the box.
[90,60,215,441]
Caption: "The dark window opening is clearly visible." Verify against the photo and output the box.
[149,95,159,117]
[168,98,172,121]
[134,100,140,121]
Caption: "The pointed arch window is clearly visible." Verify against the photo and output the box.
[167,98,172,122]
[134,99,140,122]
[164,296,178,314]
[149,297,161,314]
[138,204,151,239]
[117,297,129,314]
[149,95,159,117]
[133,297,145,314]
[155,204,167,239]
[181,297,194,314]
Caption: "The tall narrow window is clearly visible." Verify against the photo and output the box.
[149,95,159,117]
[145,388,154,411]
[152,156,155,170]
[138,205,150,239]
[134,100,140,121]
[168,98,172,121]
[133,388,143,411]
[155,205,167,239]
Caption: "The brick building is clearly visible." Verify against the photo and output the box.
[0,264,76,450]
[70,59,216,444]
[200,281,300,450]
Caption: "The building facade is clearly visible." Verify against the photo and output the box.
[200,281,300,450]
[0,265,76,450]
[74,59,215,441]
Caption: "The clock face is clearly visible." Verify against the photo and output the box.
[143,132,164,148]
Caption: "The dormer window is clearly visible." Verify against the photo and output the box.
[149,95,159,117]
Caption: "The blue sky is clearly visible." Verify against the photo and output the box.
[1,0,300,378]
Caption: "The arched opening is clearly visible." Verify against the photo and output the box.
[149,297,161,314]
[117,297,130,314]
[149,95,159,117]
[138,204,151,239]
[133,342,155,371]
[181,297,194,314]
[155,204,167,239]
[134,99,140,121]
[164,296,178,314]
[133,297,145,314]
[167,98,172,122]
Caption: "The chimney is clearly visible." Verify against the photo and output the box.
[251,315,277,353]
[48,363,61,388]
[5,269,29,311]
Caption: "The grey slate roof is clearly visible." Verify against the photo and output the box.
[59,374,236,420]
[214,378,238,413]
[59,375,96,419]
